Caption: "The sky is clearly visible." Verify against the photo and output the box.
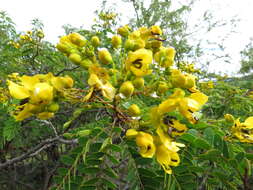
[1,0,253,75]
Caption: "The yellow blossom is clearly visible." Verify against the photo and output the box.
[125,48,153,77]
[135,132,156,158]
[179,92,208,124]
[231,117,253,143]
[88,65,115,100]
[154,47,176,68]
[156,144,180,174]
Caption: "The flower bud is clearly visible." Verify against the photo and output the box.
[171,74,186,88]
[128,104,141,116]
[80,59,93,69]
[98,49,113,64]
[117,25,130,37]
[56,43,70,54]
[119,81,134,98]
[91,36,100,47]
[111,35,122,48]
[77,129,91,137]
[69,53,82,64]
[47,102,60,112]
[224,114,234,123]
[157,82,168,94]
[69,33,86,47]
[133,77,144,89]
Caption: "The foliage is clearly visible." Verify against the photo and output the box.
[240,39,253,74]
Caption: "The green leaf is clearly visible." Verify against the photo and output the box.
[99,137,111,151]
[138,168,157,177]
[107,144,122,152]
[3,120,20,141]
[213,134,223,150]
[199,149,221,160]
[53,176,62,184]
[90,127,102,137]
[140,176,161,187]
[228,159,238,169]
[106,154,120,164]
[177,174,196,182]
[235,152,245,163]
[79,186,96,190]
[87,152,105,159]
[193,138,211,149]
[203,127,214,144]
[90,143,102,152]
[60,155,75,166]
[86,159,102,165]
[112,127,122,133]
[79,167,100,174]
[173,165,189,174]
[188,166,204,173]
[135,157,153,165]
[178,133,196,143]
[57,168,69,176]
[104,168,118,179]
[245,153,253,161]
[222,140,230,158]
[82,178,100,185]
[101,178,117,189]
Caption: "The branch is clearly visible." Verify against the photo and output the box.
[55,66,80,76]
[0,136,78,169]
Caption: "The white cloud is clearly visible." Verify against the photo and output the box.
[1,0,253,74]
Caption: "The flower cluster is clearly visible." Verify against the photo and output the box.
[7,73,73,121]
[7,24,208,174]
[119,26,208,173]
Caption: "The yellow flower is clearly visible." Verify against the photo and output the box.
[51,76,74,91]
[231,117,253,143]
[150,25,162,36]
[135,132,156,158]
[161,116,188,137]
[8,74,54,104]
[88,65,115,100]
[158,89,185,115]
[156,144,180,174]
[30,82,53,104]
[125,48,153,77]
[126,129,156,158]
[179,92,208,124]
[7,80,30,99]
[154,47,175,68]
[7,73,71,121]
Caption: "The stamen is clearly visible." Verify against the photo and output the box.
[132,59,142,69]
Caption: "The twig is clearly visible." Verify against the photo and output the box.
[55,66,80,76]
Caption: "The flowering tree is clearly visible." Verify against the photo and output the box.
[0,3,253,190]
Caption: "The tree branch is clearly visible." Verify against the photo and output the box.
[0,136,78,169]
